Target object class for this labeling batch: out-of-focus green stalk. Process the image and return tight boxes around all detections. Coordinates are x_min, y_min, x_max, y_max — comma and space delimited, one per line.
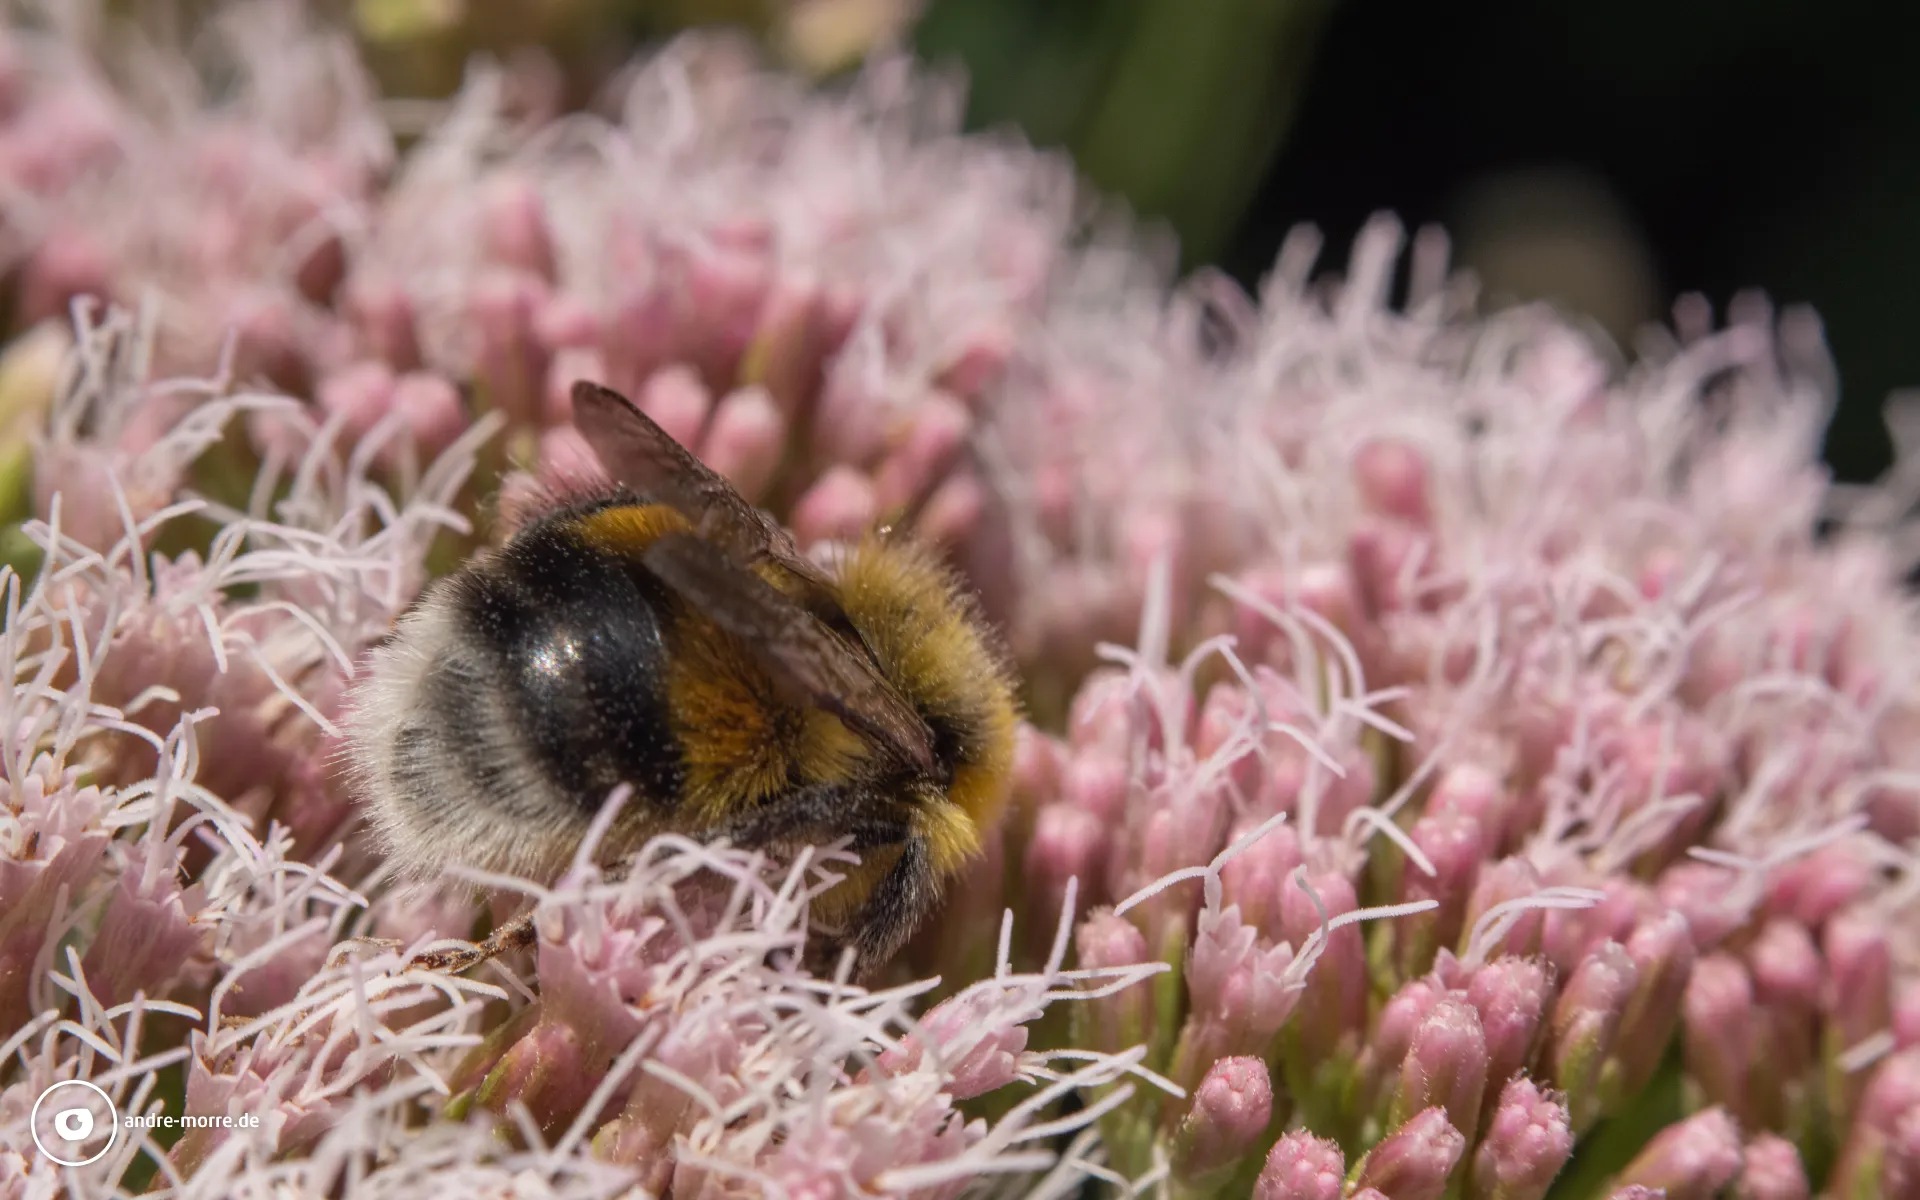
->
1068, 0, 1332, 265
922, 0, 1333, 267
0, 324, 68, 587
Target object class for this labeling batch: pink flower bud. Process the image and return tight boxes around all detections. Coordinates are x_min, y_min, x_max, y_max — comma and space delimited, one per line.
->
637, 364, 712, 452
1466, 957, 1551, 1112
216, 286, 308, 391
469, 1009, 603, 1138
1253, 1130, 1345, 1200
594, 1015, 742, 1191
739, 277, 827, 415
789, 465, 878, 544
1469, 1077, 1573, 1200
874, 392, 970, 515
1865, 775, 1920, 846
1548, 940, 1637, 1131
935, 320, 1014, 401
1348, 517, 1428, 618
879, 988, 1028, 1100
1061, 750, 1129, 825
1824, 904, 1893, 1051
1461, 857, 1550, 960
674, 235, 770, 377
316, 360, 396, 443
1169, 903, 1299, 1094
1542, 875, 1652, 977
1612, 908, 1696, 1103
1391, 996, 1490, 1145
1193, 682, 1264, 802
1396, 811, 1487, 977
390, 371, 467, 461
35, 438, 165, 553
466, 919, 659, 1135
1281, 868, 1369, 1062
1766, 842, 1874, 930
1747, 917, 1821, 1016
1120, 797, 1222, 953
470, 270, 551, 429
1832, 1048, 1920, 1197
1657, 861, 1750, 951
536, 293, 603, 353
1371, 977, 1447, 1088
171, 1037, 341, 1173
0, 768, 110, 1033
1732, 1132, 1808, 1200
917, 469, 985, 548
601, 283, 674, 395
342, 273, 422, 370
1885, 1108, 1920, 1200
1299, 741, 1377, 837
1010, 726, 1066, 813
1353, 437, 1433, 525
1605, 712, 1729, 867
0, 87, 121, 197
1186, 903, 1296, 1038
1066, 668, 1137, 755
18, 225, 112, 326
1896, 982, 1920, 1050
1613, 1106, 1743, 1200
700, 385, 786, 503
1218, 819, 1303, 937
812, 365, 892, 468
1171, 1056, 1274, 1183
78, 841, 206, 1009
1024, 802, 1107, 930
1683, 952, 1756, 1119
482, 176, 557, 281
1223, 566, 1296, 669
1070, 909, 1154, 1055
1427, 764, 1515, 851
1353, 1106, 1467, 1200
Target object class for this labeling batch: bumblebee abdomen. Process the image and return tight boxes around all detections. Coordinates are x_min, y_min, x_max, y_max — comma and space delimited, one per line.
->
444, 513, 688, 812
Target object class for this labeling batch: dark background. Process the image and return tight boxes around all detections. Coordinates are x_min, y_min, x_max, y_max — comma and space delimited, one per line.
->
916, 0, 1920, 485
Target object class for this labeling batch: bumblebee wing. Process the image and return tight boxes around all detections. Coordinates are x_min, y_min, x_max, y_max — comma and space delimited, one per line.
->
643, 532, 936, 773
571, 381, 831, 586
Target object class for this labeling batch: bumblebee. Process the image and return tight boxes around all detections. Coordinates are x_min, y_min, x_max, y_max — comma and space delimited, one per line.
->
345, 382, 1018, 974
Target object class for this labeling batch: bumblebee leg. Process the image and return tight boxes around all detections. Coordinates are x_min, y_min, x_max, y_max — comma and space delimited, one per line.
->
409, 911, 537, 974
717, 784, 907, 853
719, 786, 933, 975
848, 830, 935, 970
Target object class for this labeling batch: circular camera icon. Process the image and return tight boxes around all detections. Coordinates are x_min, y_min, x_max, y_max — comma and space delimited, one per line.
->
30, 1079, 119, 1167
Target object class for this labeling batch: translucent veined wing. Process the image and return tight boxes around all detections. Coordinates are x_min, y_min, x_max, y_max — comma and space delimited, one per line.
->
571, 381, 833, 589
642, 531, 936, 773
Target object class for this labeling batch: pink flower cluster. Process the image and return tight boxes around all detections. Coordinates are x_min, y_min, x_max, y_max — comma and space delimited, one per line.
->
1, 4, 1918, 1197
941, 243, 1920, 1192
0, 305, 1164, 1196
0, 5, 1074, 586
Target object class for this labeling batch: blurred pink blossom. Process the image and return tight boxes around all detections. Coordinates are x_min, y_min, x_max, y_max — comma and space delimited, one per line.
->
2, 5, 1918, 1198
